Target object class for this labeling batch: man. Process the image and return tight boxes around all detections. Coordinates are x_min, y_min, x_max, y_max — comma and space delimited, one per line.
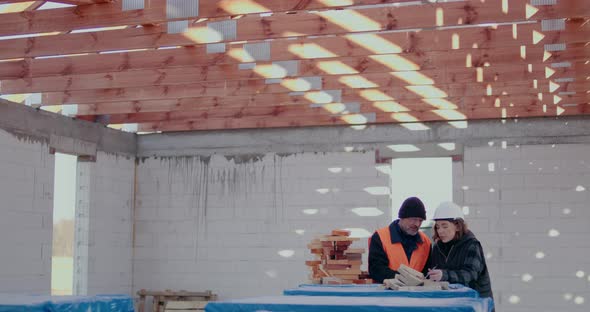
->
368, 196, 431, 283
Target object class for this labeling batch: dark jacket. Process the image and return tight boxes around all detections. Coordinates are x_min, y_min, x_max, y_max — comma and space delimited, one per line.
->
368, 220, 430, 283
430, 230, 493, 299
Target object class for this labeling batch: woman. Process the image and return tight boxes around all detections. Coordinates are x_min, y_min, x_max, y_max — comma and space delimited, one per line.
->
427, 202, 494, 300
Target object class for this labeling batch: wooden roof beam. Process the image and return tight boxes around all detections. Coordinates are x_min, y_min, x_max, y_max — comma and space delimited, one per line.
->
35, 79, 585, 105
74, 92, 589, 116
0, 20, 587, 77
0, 0, 586, 41
134, 104, 590, 132
2, 53, 586, 93
82, 95, 590, 124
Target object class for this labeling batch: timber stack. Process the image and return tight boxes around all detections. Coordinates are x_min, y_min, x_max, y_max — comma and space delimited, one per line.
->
305, 229, 373, 284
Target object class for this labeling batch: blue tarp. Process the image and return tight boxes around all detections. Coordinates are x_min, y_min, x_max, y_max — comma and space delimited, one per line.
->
283, 283, 479, 298
0, 294, 134, 312
205, 295, 493, 312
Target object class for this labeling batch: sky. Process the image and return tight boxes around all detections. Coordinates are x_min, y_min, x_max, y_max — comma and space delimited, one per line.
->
391, 157, 453, 220
53, 153, 77, 223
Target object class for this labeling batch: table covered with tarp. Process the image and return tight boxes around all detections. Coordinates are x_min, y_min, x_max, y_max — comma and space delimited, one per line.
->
0, 294, 134, 312
284, 283, 479, 298
205, 295, 494, 312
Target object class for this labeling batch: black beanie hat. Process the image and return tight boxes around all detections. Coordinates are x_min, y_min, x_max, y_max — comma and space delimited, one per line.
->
398, 197, 426, 219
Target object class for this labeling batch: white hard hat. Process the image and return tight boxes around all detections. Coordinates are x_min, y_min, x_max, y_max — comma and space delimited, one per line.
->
433, 201, 464, 220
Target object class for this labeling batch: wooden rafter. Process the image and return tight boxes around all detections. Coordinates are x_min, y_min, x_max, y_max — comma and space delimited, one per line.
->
2, 53, 586, 94
2, 0, 585, 36
0, 0, 587, 132
73, 91, 587, 115
1, 1, 588, 60
86, 93, 590, 124
134, 103, 590, 132
0, 18, 586, 79
35, 78, 584, 105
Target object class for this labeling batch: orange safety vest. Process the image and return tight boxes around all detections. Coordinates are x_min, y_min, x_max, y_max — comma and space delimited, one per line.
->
376, 226, 431, 272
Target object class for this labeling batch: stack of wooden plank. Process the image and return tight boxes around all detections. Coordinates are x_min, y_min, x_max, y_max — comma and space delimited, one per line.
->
305, 229, 373, 284
383, 264, 450, 290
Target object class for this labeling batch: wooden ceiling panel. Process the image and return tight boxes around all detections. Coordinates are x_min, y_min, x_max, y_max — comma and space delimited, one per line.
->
0, 0, 588, 132
36, 79, 584, 105
1, 19, 586, 78
135, 103, 590, 132
73, 92, 588, 116
1, 0, 585, 37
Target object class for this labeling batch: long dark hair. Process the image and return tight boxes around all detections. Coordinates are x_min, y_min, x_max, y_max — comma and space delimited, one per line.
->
432, 219, 468, 242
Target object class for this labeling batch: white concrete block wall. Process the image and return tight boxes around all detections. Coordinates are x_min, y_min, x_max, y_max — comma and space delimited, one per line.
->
82, 152, 135, 295
459, 143, 590, 312
134, 152, 390, 299
0, 129, 53, 293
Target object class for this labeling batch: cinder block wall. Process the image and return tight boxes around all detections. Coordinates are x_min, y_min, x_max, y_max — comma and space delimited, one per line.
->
83, 152, 135, 295
456, 144, 590, 312
134, 152, 390, 298
135, 143, 590, 311
0, 128, 135, 295
0, 129, 54, 293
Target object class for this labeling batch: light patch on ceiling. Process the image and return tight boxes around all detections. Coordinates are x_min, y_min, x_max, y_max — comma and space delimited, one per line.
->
360, 90, 394, 101
340, 113, 371, 125
183, 27, 224, 43
370, 55, 419, 71
317, 61, 359, 75
253, 64, 289, 79
218, 0, 270, 14
318, 0, 354, 6
447, 121, 468, 129
535, 251, 545, 259
373, 101, 408, 113
304, 90, 337, 104
294, 229, 305, 235
338, 76, 378, 88
303, 209, 318, 215
405, 86, 448, 98
345, 33, 403, 54
315, 10, 380, 32
434, 110, 467, 121
280, 78, 314, 91
0, 2, 36, 14
391, 71, 434, 85
548, 229, 560, 237
422, 98, 457, 109
288, 43, 338, 59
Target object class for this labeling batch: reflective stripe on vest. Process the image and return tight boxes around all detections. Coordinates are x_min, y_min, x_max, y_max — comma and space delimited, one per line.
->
376, 226, 431, 272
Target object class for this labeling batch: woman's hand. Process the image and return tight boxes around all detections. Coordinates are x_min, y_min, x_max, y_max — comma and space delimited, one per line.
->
427, 269, 443, 282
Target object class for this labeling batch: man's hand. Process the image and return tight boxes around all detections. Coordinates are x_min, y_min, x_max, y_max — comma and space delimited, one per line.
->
427, 269, 443, 282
